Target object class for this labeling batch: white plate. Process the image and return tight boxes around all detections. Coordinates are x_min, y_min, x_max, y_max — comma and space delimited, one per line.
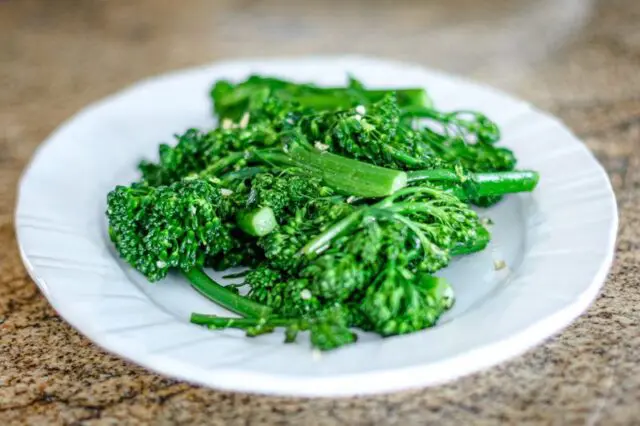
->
15, 56, 618, 397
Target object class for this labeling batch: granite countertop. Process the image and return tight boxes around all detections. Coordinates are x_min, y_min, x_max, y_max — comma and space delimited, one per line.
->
1, 0, 639, 424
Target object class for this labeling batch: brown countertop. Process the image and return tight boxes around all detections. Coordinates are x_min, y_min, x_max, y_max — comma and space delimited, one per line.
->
1, 0, 639, 424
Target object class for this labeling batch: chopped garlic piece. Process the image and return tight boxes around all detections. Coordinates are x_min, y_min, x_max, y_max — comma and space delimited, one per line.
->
493, 259, 507, 271
238, 112, 250, 129
355, 105, 366, 115
221, 118, 234, 129
314, 141, 330, 151
220, 188, 234, 196
481, 217, 494, 227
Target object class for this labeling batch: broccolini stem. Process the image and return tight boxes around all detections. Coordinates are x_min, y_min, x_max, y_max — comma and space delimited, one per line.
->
222, 270, 250, 279
198, 152, 246, 178
214, 76, 430, 114
367, 88, 432, 108
190, 313, 291, 328
289, 94, 359, 110
250, 151, 300, 168
246, 144, 409, 198
299, 208, 364, 256
406, 169, 462, 182
382, 144, 429, 168
221, 166, 269, 182
236, 206, 278, 237
191, 312, 357, 351
449, 225, 491, 256
377, 186, 449, 204
286, 142, 408, 197
292, 87, 430, 110
471, 170, 539, 195
182, 268, 272, 317
401, 106, 452, 119
407, 169, 539, 197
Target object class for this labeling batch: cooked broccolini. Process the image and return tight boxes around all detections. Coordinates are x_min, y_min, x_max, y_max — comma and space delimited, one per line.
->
106, 74, 539, 351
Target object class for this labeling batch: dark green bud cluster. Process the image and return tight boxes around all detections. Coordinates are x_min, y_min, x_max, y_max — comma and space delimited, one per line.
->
107, 179, 233, 281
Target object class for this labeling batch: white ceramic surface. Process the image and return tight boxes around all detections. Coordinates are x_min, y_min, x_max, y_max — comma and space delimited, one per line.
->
15, 57, 618, 397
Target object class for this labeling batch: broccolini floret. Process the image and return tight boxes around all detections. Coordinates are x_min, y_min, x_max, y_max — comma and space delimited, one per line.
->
107, 179, 234, 282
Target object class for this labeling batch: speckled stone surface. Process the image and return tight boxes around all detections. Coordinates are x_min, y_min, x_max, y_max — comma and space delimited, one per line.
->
1, 0, 639, 424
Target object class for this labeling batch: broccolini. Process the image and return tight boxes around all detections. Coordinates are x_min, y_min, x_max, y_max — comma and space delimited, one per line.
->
106, 74, 540, 351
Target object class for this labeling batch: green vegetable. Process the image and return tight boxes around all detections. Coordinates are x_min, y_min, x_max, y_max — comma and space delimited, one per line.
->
106, 73, 540, 351
191, 306, 357, 351
401, 107, 501, 144
138, 127, 533, 203
284, 138, 408, 197
139, 87, 528, 206
211, 74, 431, 122
298, 94, 439, 170
407, 169, 540, 199
106, 179, 234, 282
450, 225, 491, 256
184, 267, 271, 317
243, 186, 485, 338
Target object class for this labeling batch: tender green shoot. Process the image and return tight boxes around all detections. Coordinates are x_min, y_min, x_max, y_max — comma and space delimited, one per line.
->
184, 267, 271, 317
191, 307, 357, 351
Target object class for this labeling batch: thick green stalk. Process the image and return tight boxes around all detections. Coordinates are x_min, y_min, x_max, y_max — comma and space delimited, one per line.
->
182, 268, 272, 317
248, 147, 408, 198
236, 206, 278, 237
407, 169, 539, 197
470, 170, 539, 196
287, 143, 408, 197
